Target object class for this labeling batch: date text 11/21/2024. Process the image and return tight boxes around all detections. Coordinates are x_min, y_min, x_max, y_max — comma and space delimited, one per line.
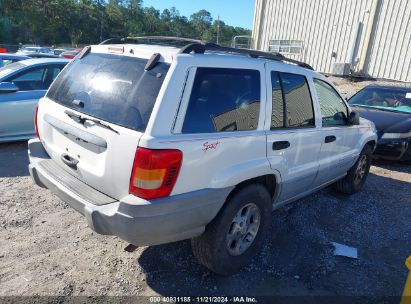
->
149, 296, 257, 303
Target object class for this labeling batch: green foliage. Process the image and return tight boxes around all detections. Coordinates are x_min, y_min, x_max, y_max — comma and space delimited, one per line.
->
0, 0, 250, 47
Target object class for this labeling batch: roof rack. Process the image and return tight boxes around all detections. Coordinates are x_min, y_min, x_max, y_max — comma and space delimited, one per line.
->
179, 42, 313, 70
100, 36, 203, 46
99, 36, 313, 70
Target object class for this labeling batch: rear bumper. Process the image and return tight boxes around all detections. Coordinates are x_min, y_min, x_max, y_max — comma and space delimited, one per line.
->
28, 139, 232, 246
374, 138, 411, 161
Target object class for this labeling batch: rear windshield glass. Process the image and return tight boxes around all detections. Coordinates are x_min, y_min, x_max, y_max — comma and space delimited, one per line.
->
46, 52, 170, 132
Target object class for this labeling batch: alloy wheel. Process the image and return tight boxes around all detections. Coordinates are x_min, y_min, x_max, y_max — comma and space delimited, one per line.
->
354, 154, 368, 185
226, 203, 261, 256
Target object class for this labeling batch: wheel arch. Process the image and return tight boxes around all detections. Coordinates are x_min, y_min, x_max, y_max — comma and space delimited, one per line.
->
355, 127, 378, 153
366, 140, 377, 151
225, 174, 278, 204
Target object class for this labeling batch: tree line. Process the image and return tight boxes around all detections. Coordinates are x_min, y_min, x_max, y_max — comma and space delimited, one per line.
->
0, 0, 251, 47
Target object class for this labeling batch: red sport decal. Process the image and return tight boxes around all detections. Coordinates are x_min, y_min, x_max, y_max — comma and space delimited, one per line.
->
202, 141, 220, 152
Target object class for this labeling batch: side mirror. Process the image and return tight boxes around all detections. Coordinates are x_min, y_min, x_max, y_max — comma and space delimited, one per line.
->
348, 111, 360, 125
333, 112, 346, 123
0, 82, 18, 93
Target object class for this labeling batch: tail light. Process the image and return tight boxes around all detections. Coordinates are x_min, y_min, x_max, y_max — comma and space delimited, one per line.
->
129, 147, 183, 200
34, 104, 40, 139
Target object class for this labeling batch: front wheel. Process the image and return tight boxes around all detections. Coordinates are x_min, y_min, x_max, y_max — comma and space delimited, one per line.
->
399, 145, 411, 164
334, 145, 372, 194
191, 184, 271, 275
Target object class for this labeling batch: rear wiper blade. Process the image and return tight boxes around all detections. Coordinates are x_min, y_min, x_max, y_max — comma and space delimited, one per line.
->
65, 110, 83, 122
84, 117, 120, 134
64, 110, 119, 134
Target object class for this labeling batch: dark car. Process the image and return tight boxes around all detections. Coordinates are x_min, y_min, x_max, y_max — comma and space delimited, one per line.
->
348, 85, 411, 162
26, 53, 60, 59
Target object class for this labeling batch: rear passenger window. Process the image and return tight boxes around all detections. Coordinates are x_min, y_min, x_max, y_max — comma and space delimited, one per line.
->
182, 68, 261, 133
270, 72, 315, 128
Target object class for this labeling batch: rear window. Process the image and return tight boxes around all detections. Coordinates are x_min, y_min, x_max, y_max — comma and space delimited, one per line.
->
270, 72, 315, 129
182, 68, 261, 133
46, 52, 169, 132
280, 73, 315, 128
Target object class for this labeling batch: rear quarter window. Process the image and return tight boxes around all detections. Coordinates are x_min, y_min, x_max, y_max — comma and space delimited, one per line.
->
181, 67, 261, 133
46, 53, 169, 132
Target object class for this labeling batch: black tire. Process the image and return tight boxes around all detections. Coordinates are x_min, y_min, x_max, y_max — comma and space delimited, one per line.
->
334, 145, 372, 194
191, 184, 271, 275
400, 146, 411, 164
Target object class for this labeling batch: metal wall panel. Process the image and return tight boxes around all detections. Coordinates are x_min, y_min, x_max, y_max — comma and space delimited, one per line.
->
252, 0, 411, 81
366, 0, 411, 81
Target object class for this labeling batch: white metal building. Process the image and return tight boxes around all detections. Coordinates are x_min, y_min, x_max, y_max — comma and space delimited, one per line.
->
251, 0, 411, 82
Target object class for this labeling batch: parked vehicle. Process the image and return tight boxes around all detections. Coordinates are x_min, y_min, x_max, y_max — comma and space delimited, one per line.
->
59, 49, 82, 59
0, 58, 69, 142
28, 38, 377, 275
16, 46, 53, 56
348, 85, 411, 162
53, 48, 67, 56
26, 53, 60, 59
15, 45, 39, 54
0, 54, 30, 68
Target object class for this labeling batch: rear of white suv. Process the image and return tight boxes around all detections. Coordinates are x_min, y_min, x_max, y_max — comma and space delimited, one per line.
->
29, 40, 377, 275
29, 44, 234, 248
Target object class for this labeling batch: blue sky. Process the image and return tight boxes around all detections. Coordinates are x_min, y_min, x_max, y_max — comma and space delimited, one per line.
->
142, 0, 255, 29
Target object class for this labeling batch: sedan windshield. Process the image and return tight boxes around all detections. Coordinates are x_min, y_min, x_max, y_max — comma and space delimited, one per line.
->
348, 87, 411, 114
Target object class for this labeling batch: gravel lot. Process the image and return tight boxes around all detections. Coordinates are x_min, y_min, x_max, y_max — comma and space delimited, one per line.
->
0, 78, 410, 300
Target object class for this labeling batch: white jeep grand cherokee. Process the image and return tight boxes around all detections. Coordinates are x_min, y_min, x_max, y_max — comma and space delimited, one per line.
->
28, 37, 377, 275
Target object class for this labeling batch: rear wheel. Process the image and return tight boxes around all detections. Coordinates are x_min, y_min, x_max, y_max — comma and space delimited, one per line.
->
334, 145, 372, 194
191, 184, 271, 275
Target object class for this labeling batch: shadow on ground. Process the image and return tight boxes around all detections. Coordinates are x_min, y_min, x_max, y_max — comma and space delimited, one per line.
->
138, 171, 410, 297
0, 141, 29, 177
0, 141, 409, 297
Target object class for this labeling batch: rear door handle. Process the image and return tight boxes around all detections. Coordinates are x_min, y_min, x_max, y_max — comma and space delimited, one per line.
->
61, 153, 79, 169
325, 135, 336, 143
272, 141, 290, 150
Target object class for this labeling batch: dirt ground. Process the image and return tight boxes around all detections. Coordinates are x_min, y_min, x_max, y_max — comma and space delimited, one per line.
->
0, 78, 411, 301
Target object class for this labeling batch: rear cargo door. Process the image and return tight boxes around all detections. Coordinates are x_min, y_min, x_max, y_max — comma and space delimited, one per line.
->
37, 51, 170, 200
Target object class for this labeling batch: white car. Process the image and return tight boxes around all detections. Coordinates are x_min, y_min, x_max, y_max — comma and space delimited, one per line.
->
16, 46, 53, 56
28, 37, 377, 275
